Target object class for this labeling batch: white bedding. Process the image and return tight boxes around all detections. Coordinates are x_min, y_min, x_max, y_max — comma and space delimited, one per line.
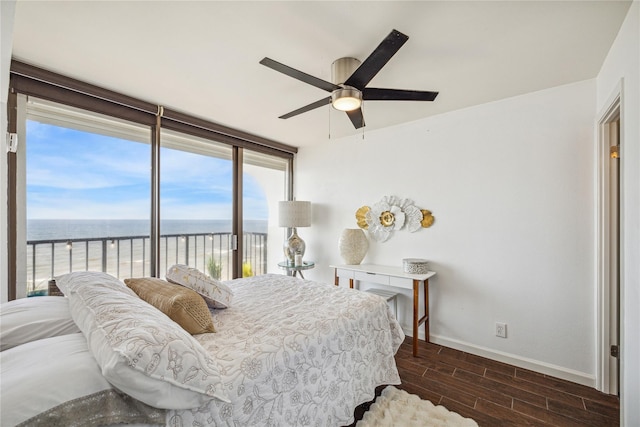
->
0, 334, 165, 426
170, 274, 404, 426
0, 273, 403, 427
0, 296, 80, 351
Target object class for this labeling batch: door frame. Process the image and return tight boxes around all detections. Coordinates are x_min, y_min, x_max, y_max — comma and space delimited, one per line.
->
595, 79, 623, 394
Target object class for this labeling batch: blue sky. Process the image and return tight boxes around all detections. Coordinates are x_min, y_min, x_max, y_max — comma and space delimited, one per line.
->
26, 121, 268, 220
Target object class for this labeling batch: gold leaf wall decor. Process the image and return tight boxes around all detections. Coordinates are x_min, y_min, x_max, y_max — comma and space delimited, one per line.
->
354, 196, 436, 242
420, 210, 435, 228
355, 206, 370, 229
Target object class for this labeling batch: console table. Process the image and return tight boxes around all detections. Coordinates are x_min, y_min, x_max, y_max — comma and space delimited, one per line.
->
331, 264, 436, 357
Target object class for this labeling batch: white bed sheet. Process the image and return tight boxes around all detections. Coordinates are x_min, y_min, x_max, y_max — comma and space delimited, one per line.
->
168, 274, 404, 427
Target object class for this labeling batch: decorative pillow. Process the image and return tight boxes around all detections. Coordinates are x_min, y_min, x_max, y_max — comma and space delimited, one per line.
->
166, 264, 233, 309
0, 296, 81, 351
124, 277, 216, 335
0, 334, 165, 426
55, 271, 137, 297
68, 275, 229, 410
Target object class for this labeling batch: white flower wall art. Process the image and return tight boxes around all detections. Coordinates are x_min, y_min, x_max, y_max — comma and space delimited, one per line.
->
355, 196, 435, 242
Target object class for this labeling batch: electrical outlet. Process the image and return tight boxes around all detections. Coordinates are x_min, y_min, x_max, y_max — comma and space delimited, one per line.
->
495, 322, 507, 338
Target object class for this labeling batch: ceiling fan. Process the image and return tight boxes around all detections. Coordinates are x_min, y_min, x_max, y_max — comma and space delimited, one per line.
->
260, 29, 439, 129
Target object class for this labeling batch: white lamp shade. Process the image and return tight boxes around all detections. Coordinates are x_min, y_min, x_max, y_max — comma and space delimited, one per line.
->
278, 201, 311, 228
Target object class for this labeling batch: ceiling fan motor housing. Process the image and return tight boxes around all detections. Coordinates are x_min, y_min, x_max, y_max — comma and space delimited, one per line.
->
331, 57, 361, 85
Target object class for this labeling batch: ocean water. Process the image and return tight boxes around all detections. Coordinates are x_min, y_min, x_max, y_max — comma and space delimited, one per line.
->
27, 219, 268, 241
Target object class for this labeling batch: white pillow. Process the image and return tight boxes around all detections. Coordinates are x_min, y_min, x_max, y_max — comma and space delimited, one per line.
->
68, 275, 229, 410
0, 334, 165, 426
0, 296, 80, 351
166, 264, 233, 309
55, 271, 137, 297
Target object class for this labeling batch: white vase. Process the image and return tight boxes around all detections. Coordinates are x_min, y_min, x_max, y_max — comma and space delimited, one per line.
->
339, 228, 369, 265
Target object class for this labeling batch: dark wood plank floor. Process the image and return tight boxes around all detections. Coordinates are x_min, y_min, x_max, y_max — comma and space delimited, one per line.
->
391, 338, 619, 426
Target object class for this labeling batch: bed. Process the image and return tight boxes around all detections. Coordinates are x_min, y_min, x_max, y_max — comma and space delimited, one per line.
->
0, 268, 404, 427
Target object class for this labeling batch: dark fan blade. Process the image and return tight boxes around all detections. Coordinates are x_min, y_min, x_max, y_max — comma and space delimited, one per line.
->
363, 88, 439, 101
346, 108, 365, 129
260, 57, 340, 92
344, 29, 409, 90
279, 97, 331, 119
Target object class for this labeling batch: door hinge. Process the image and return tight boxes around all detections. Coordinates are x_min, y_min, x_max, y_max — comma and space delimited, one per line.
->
610, 345, 619, 358
231, 235, 238, 251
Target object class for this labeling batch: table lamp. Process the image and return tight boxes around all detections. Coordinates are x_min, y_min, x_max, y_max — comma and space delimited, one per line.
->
278, 201, 311, 264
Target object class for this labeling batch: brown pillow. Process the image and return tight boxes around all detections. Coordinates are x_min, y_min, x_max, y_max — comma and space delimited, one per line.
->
124, 277, 215, 334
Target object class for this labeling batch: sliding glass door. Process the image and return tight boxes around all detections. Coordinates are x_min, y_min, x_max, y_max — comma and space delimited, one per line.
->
242, 150, 290, 276
18, 97, 291, 296
159, 129, 234, 280
24, 97, 151, 295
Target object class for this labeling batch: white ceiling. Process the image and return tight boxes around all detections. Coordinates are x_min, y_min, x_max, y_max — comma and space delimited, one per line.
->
11, 1, 632, 148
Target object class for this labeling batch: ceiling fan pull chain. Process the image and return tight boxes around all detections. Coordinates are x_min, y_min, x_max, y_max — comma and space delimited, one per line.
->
328, 103, 331, 140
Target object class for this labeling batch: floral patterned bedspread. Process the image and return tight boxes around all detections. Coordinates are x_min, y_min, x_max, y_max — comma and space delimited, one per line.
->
168, 274, 404, 427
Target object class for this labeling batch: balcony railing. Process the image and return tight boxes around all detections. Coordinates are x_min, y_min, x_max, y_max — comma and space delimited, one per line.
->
26, 232, 267, 292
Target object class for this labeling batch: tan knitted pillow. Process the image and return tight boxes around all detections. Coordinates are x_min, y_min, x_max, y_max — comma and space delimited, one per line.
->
124, 277, 215, 334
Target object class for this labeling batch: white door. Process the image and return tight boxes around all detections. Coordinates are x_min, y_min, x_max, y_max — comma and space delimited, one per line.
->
608, 118, 620, 395
597, 92, 621, 396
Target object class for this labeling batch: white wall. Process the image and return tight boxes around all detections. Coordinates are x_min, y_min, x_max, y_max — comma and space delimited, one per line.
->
297, 79, 598, 385
1, 0, 16, 303
596, 2, 640, 425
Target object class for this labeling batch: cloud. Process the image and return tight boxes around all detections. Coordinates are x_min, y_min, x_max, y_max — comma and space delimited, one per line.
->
26, 119, 268, 221
27, 124, 151, 190
27, 193, 150, 219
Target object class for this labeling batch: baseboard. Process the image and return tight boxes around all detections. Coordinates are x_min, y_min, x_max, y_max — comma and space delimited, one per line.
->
400, 325, 595, 388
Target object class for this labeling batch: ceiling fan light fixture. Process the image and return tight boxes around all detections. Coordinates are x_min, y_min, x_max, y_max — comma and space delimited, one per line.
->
331, 87, 362, 111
